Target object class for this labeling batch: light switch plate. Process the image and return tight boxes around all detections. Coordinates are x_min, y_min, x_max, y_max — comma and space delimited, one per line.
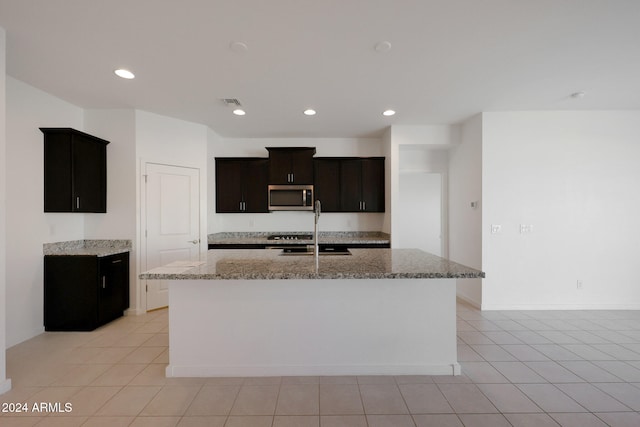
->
520, 224, 533, 234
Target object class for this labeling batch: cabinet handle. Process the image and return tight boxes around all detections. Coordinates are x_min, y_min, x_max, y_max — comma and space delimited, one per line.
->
291, 173, 294, 182
102, 276, 106, 289
111, 259, 122, 264
239, 201, 243, 211
363, 201, 366, 211
76, 197, 80, 209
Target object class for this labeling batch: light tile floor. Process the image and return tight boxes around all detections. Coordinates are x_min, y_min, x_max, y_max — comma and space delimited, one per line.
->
2, 301, 640, 426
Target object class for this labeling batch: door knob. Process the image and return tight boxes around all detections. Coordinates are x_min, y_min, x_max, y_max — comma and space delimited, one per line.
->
188, 239, 199, 244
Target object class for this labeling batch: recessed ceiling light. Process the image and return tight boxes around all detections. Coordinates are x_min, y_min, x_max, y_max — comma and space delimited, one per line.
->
114, 69, 135, 79
374, 41, 392, 53
303, 109, 316, 116
382, 109, 396, 116
233, 109, 246, 116
229, 41, 249, 53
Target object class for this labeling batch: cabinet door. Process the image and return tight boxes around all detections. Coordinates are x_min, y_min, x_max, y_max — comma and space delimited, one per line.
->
314, 159, 341, 212
72, 135, 107, 212
339, 159, 362, 212
290, 149, 315, 184
243, 160, 269, 212
215, 159, 245, 212
268, 150, 292, 184
361, 158, 385, 212
42, 128, 109, 213
44, 256, 99, 331
43, 133, 73, 212
98, 254, 128, 326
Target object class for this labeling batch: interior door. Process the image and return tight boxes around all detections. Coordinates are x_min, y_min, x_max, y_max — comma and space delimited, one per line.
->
145, 163, 200, 311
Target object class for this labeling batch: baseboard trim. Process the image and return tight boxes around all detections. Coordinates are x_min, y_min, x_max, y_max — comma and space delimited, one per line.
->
481, 303, 640, 311
166, 363, 461, 377
456, 293, 481, 309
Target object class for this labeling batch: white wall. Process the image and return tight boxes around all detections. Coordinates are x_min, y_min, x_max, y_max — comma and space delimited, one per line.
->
381, 128, 392, 235
207, 127, 223, 233
0, 25, 11, 394
482, 111, 640, 309
5, 77, 84, 346
448, 114, 483, 307
209, 137, 386, 233
397, 147, 448, 255
135, 110, 209, 312
84, 109, 137, 310
388, 125, 458, 249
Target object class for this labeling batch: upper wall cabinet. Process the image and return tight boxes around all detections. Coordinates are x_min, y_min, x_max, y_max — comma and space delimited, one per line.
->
313, 158, 341, 212
215, 158, 269, 213
267, 147, 316, 184
314, 157, 385, 213
340, 158, 385, 212
41, 128, 109, 213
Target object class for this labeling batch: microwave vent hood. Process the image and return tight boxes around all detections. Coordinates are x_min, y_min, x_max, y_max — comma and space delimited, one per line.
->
268, 185, 314, 211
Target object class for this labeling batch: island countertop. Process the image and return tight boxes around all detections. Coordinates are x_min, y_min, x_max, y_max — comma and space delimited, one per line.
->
139, 248, 484, 280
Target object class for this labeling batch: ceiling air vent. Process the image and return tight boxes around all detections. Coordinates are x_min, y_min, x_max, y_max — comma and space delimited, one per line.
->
222, 98, 242, 107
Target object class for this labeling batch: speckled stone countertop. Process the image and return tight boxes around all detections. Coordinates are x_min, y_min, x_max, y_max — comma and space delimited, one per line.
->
208, 231, 390, 246
44, 240, 132, 257
139, 248, 484, 280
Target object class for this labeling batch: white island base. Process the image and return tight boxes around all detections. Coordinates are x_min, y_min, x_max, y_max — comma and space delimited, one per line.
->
166, 278, 460, 377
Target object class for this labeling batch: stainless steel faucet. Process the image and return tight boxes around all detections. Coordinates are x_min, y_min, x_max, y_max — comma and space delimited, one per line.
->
314, 200, 321, 259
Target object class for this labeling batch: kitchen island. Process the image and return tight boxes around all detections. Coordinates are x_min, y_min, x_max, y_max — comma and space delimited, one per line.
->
140, 248, 483, 377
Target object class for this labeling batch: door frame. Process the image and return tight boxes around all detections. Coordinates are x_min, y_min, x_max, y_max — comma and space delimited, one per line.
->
139, 159, 205, 312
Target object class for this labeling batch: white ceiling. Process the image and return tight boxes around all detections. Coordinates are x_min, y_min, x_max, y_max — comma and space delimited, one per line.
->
1, 0, 639, 138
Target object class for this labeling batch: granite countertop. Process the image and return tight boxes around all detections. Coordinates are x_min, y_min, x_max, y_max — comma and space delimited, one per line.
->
208, 231, 390, 246
44, 240, 132, 257
139, 248, 484, 280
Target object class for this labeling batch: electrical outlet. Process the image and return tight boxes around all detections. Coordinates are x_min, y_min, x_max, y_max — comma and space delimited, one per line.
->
577, 280, 583, 290
491, 224, 502, 234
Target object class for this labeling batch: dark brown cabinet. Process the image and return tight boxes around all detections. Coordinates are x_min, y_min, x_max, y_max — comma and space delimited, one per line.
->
314, 157, 385, 212
41, 128, 109, 213
215, 158, 269, 213
267, 147, 315, 184
44, 252, 129, 331
313, 158, 342, 212
340, 158, 385, 212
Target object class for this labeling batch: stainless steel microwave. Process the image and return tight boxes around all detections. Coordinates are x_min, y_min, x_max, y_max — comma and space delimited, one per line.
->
268, 185, 314, 211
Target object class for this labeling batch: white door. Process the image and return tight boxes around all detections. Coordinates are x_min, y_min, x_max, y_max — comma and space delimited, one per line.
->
398, 172, 443, 256
144, 163, 200, 311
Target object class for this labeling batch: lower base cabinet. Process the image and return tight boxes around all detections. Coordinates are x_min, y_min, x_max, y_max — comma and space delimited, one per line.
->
44, 252, 130, 331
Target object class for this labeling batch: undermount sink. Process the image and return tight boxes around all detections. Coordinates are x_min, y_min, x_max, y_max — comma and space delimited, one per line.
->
279, 247, 352, 256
